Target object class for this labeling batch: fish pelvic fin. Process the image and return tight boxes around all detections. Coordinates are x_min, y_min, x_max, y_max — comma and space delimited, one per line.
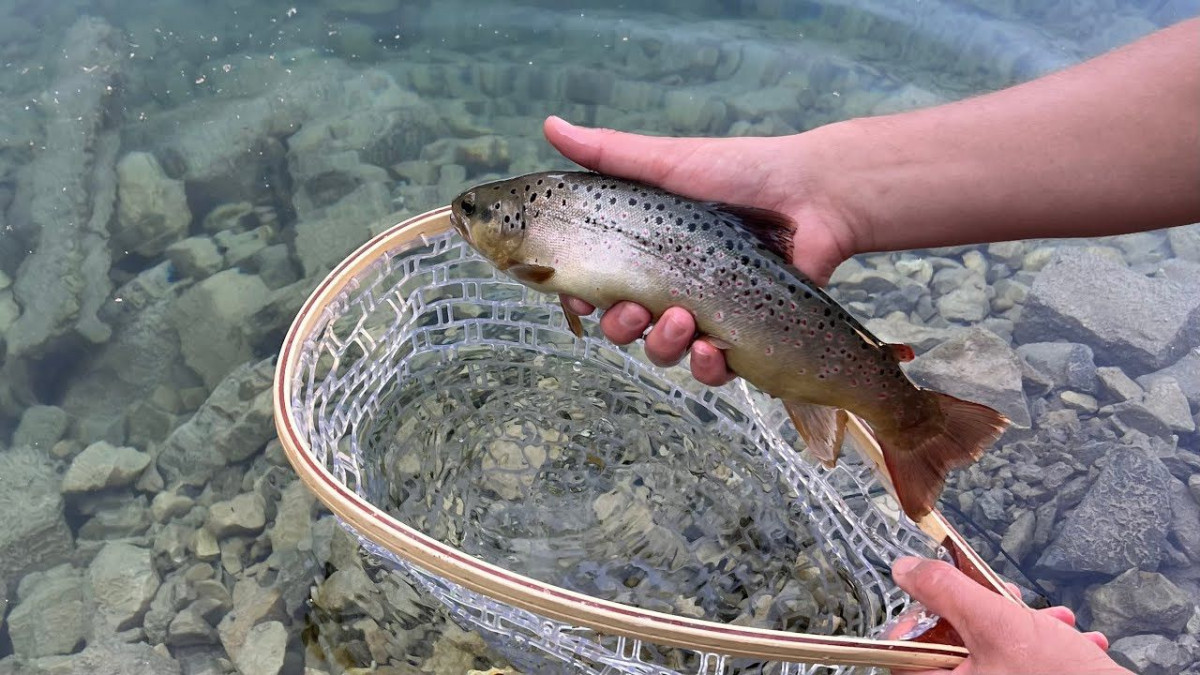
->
783, 400, 848, 467
559, 297, 585, 338
877, 393, 1010, 521
714, 204, 796, 263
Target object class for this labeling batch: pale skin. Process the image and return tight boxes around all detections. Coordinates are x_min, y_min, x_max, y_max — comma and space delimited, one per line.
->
548, 15, 1199, 674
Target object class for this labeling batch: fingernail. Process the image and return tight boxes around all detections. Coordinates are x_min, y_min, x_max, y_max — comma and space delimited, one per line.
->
891, 556, 921, 578
618, 307, 644, 329
662, 313, 689, 341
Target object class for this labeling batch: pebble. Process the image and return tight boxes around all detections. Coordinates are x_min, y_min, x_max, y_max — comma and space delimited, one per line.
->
1096, 366, 1143, 403
151, 489, 195, 523
1060, 391, 1098, 414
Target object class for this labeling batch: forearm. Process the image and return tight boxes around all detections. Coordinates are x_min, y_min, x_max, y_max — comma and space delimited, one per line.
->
817, 17, 1200, 255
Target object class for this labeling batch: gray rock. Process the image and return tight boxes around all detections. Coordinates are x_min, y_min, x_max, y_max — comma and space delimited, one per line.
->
1085, 569, 1193, 640
293, 181, 393, 276
12, 405, 68, 450
1169, 224, 1200, 263
25, 641, 183, 675
1169, 479, 1200, 563
166, 604, 218, 647
6, 566, 87, 658
87, 542, 160, 630
61, 441, 151, 493
1014, 249, 1200, 375
206, 493, 267, 538
165, 236, 223, 280
315, 566, 385, 620
863, 313, 960, 353
1000, 509, 1037, 562
1110, 634, 1191, 675
157, 358, 276, 486
5, 18, 122, 358
1096, 366, 1143, 404
1016, 342, 1097, 393
1059, 391, 1099, 414
78, 498, 153, 540
1112, 376, 1196, 437
217, 578, 286, 669
250, 244, 299, 290
905, 326, 1031, 427
150, 489, 194, 523
0, 448, 73, 581
213, 226, 272, 267
1036, 446, 1172, 577
1142, 348, 1200, 410
231, 621, 288, 675
1191, 474, 1200, 505
935, 274, 990, 323
170, 269, 272, 388
270, 481, 316, 553
114, 151, 191, 257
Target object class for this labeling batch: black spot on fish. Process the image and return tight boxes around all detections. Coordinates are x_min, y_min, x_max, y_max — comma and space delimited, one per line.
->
629, 198, 637, 206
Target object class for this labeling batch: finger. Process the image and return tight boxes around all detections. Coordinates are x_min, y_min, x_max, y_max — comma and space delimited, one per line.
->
544, 116, 706, 192
1083, 631, 1109, 651
598, 302, 652, 345
644, 307, 695, 367
690, 339, 736, 386
560, 295, 595, 316
890, 557, 1015, 642
1039, 606, 1076, 627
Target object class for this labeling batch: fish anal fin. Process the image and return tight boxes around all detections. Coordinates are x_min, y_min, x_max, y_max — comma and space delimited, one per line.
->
715, 204, 796, 263
877, 392, 1010, 521
889, 343, 916, 362
507, 262, 556, 284
559, 297, 585, 338
783, 400, 848, 467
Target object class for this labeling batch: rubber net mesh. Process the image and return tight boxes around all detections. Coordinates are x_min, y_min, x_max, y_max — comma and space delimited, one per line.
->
287, 230, 942, 674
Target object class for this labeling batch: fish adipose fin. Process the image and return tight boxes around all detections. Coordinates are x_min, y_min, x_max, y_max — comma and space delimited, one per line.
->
713, 204, 796, 263
877, 393, 1010, 521
559, 297, 585, 338
783, 400, 848, 467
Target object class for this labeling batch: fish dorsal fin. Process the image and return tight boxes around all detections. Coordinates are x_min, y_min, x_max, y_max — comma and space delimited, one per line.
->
712, 204, 796, 263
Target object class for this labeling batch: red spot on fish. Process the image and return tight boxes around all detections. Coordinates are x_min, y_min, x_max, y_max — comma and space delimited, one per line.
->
765, 346, 774, 356
670, 289, 679, 297
714, 311, 724, 321
825, 333, 834, 341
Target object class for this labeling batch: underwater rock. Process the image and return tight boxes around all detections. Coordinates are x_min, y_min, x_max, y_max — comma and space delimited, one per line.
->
935, 274, 990, 323
206, 493, 268, 538
5, 18, 122, 359
165, 237, 223, 281
31, 641, 183, 675
6, 565, 87, 659
293, 181, 394, 277
165, 603, 218, 647
1016, 342, 1097, 394
1168, 479, 1200, 564
1036, 445, 1172, 577
78, 497, 152, 540
216, 577, 287, 672
1111, 377, 1195, 436
1109, 634, 1191, 675
1143, 348, 1200, 410
88, 542, 160, 631
1096, 366, 1144, 404
170, 269, 272, 388
156, 358, 276, 486
12, 404, 69, 451
863, 312, 960, 354
231, 620, 289, 675
1085, 569, 1193, 640
114, 152, 192, 258
0, 448, 73, 582
1168, 224, 1200, 263
61, 441, 152, 494
1014, 249, 1200, 375
905, 326, 1031, 428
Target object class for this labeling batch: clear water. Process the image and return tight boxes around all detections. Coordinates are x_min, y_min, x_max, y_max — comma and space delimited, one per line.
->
362, 345, 861, 634
0, 0, 1197, 673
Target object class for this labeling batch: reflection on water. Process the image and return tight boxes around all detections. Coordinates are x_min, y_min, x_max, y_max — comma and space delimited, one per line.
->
0, 0, 1197, 672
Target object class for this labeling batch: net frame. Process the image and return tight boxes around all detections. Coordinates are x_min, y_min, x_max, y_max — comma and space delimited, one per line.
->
273, 206, 1016, 673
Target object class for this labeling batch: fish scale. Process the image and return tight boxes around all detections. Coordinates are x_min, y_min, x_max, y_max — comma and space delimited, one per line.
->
451, 170, 1009, 521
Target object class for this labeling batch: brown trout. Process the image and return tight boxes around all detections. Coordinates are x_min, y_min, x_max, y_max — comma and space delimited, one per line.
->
450, 171, 1009, 520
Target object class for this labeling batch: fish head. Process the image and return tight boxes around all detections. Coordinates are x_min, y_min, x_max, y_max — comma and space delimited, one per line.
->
450, 181, 528, 266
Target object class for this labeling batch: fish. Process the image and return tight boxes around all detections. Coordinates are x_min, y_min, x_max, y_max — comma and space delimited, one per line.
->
449, 170, 1009, 521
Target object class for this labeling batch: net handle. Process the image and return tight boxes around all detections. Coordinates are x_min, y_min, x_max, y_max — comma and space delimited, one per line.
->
272, 205, 974, 670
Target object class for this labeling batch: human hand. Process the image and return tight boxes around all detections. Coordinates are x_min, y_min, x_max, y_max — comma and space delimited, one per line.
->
543, 115, 859, 386
887, 557, 1131, 675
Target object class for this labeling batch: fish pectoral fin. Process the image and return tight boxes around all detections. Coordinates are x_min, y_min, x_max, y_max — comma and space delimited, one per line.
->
713, 204, 796, 263
700, 335, 734, 351
507, 263, 556, 284
783, 400, 848, 467
559, 297, 585, 338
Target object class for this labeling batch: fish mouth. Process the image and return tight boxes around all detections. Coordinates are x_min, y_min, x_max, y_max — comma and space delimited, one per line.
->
449, 209, 471, 244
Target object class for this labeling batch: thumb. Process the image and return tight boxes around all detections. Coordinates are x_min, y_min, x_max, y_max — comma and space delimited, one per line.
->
543, 116, 702, 190
891, 557, 1015, 643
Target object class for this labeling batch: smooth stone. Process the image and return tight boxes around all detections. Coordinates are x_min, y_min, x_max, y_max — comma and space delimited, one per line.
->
61, 441, 152, 493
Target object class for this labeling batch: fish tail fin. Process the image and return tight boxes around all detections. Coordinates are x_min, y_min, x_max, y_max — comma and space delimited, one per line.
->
877, 392, 1009, 521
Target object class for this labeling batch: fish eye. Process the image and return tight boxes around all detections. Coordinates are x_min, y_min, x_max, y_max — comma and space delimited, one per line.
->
460, 193, 476, 216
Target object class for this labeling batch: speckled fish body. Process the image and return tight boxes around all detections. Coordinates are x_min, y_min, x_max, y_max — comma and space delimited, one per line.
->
451, 171, 1009, 520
